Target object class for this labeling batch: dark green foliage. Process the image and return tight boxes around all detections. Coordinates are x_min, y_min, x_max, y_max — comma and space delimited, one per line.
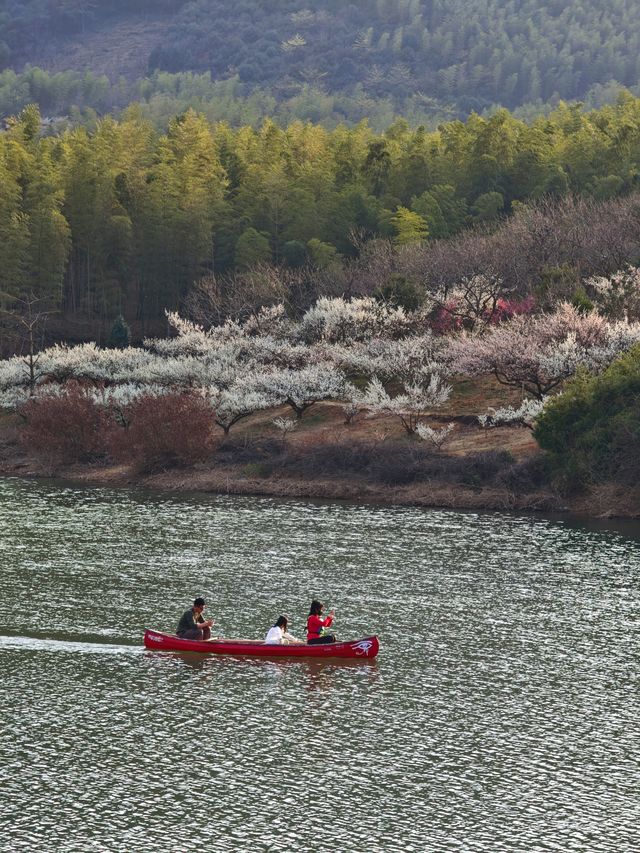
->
411, 185, 468, 239
570, 289, 595, 314
534, 347, 640, 489
375, 274, 422, 311
5, 97, 640, 338
282, 240, 307, 268
235, 228, 272, 269
107, 314, 131, 349
472, 192, 504, 223
3, 1, 640, 121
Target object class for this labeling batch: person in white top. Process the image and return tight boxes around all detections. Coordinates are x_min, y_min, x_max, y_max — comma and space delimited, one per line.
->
264, 615, 305, 645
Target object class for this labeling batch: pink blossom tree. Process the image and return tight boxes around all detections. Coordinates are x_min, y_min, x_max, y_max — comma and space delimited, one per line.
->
448, 303, 640, 399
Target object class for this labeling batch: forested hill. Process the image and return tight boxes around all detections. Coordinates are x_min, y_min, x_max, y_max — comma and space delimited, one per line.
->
2, 0, 640, 121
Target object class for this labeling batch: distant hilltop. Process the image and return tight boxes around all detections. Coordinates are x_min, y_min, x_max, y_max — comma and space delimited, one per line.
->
2, 0, 640, 118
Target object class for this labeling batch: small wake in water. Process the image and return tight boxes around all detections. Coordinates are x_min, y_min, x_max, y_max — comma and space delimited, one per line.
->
0, 634, 140, 654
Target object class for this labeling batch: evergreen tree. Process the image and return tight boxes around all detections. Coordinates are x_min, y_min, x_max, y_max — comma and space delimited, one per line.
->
107, 314, 131, 348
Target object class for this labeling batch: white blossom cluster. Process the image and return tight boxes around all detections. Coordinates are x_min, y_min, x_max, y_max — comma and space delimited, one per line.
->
324, 334, 448, 381
355, 374, 452, 433
243, 304, 295, 339
415, 422, 455, 447
585, 266, 640, 321
272, 416, 298, 436
88, 383, 172, 408
477, 398, 547, 429
297, 297, 419, 343
0, 357, 33, 393
0, 383, 65, 410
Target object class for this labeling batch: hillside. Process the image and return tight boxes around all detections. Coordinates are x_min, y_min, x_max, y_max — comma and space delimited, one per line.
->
2, 0, 640, 120
13, 16, 172, 83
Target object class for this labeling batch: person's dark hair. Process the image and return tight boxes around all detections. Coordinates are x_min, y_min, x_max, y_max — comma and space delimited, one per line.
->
193, 597, 206, 607
274, 615, 288, 630
308, 599, 323, 616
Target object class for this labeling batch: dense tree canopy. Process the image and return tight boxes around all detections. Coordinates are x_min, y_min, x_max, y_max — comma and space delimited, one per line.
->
3, 95, 640, 341
2, 0, 640, 123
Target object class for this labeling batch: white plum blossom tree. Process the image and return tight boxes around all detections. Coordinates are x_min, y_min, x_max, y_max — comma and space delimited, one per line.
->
254, 363, 345, 419
242, 304, 295, 339
585, 266, 640, 322
298, 296, 414, 343
415, 422, 455, 448
360, 374, 451, 434
341, 381, 368, 425
272, 416, 298, 439
447, 302, 640, 399
202, 384, 281, 435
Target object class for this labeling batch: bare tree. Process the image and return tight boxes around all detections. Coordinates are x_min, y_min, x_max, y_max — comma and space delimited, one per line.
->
1, 294, 55, 392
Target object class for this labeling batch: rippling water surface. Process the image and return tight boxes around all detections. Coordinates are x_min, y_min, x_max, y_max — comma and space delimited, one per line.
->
0, 478, 639, 852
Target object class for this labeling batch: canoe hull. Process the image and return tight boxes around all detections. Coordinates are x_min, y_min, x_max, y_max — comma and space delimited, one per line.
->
144, 629, 379, 660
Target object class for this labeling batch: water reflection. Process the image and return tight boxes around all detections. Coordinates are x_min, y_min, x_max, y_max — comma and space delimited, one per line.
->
145, 649, 380, 695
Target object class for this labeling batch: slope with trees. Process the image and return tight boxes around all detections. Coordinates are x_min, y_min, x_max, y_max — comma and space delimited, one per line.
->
2, 1, 640, 123
4, 96, 640, 350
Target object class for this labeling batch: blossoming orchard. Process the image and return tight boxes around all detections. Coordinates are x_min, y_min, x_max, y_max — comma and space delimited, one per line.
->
2, 271, 640, 449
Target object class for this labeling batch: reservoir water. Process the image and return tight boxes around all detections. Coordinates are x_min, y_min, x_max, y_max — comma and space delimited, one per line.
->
0, 478, 638, 852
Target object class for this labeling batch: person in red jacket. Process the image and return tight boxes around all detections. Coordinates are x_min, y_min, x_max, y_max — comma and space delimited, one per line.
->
306, 599, 336, 644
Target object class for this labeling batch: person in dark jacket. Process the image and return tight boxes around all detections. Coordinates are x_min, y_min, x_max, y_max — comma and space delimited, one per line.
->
176, 597, 214, 640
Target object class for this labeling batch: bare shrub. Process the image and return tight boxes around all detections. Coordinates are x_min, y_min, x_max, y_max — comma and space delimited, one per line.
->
495, 453, 551, 492
109, 393, 216, 472
413, 192, 640, 299
274, 439, 517, 488
214, 435, 284, 464
279, 439, 378, 479
19, 382, 111, 464
185, 264, 324, 324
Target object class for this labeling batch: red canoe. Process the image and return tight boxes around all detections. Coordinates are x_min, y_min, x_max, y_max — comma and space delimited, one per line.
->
144, 629, 379, 659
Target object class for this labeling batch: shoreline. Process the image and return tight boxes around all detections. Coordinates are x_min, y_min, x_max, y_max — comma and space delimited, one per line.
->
2, 398, 638, 519
3, 459, 638, 520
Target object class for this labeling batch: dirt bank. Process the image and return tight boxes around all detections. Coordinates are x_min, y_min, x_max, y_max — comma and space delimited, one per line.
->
0, 378, 636, 518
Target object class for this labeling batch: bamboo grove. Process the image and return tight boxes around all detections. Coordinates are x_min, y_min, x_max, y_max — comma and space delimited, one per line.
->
4, 95, 640, 334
